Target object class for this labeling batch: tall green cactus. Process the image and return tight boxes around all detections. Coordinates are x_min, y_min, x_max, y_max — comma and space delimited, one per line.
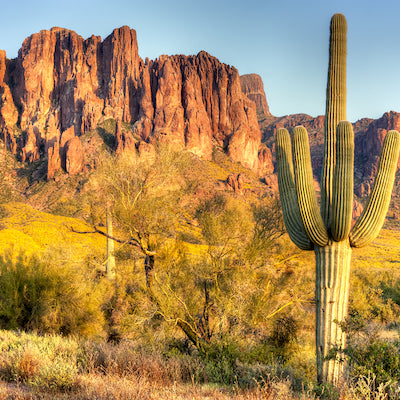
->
276, 13, 400, 385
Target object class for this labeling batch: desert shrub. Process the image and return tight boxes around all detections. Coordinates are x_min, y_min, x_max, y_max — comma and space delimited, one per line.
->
77, 339, 205, 385
0, 329, 324, 398
339, 311, 400, 399
0, 330, 78, 390
201, 340, 242, 385
312, 382, 340, 399
0, 249, 105, 337
350, 268, 400, 326
347, 372, 400, 400
347, 338, 400, 387
269, 315, 299, 361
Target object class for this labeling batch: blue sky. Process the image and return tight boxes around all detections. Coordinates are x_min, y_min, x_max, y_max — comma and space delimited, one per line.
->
1, 0, 399, 122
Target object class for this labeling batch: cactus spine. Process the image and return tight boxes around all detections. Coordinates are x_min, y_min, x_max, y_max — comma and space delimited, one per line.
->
276, 13, 400, 385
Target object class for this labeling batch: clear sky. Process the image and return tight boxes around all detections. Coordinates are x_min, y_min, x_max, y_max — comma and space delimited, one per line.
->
1, 0, 399, 122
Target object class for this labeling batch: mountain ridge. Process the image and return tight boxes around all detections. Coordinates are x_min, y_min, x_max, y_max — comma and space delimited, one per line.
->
0, 26, 272, 180
0, 25, 399, 211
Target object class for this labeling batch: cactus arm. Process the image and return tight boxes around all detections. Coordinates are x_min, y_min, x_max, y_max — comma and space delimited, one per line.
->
276, 128, 314, 250
292, 126, 329, 247
350, 130, 400, 248
331, 121, 354, 241
321, 13, 347, 227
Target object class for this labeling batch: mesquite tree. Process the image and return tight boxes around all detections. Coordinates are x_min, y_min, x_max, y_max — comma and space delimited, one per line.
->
276, 13, 400, 385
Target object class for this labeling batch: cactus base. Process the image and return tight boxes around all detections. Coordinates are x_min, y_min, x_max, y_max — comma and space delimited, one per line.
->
315, 239, 351, 384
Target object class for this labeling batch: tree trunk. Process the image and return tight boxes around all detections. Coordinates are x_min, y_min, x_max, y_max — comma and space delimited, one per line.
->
106, 210, 116, 279
314, 239, 351, 385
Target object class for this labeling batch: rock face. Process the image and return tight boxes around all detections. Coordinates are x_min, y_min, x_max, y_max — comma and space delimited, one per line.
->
0, 26, 273, 179
21, 126, 40, 163
357, 111, 400, 172
353, 111, 400, 196
65, 136, 84, 175
226, 173, 245, 193
240, 74, 271, 116
0, 50, 18, 153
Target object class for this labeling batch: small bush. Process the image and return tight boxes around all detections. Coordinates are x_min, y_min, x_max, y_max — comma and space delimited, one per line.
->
347, 338, 400, 385
347, 372, 400, 400
269, 315, 299, 361
200, 341, 243, 385
0, 249, 105, 337
0, 330, 78, 390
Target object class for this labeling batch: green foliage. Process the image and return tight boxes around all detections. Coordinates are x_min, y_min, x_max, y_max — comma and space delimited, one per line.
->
342, 321, 400, 400
348, 339, 400, 385
92, 183, 312, 361
249, 197, 285, 257
0, 249, 105, 337
152, 194, 307, 345
202, 341, 242, 385
338, 302, 400, 399
349, 268, 400, 325
86, 146, 187, 251
312, 382, 340, 400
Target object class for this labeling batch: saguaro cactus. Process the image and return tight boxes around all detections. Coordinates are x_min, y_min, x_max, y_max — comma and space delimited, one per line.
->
276, 13, 400, 385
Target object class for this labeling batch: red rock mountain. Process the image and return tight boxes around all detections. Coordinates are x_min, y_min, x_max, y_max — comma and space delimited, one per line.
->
260, 111, 400, 198
357, 111, 400, 169
0, 26, 273, 179
240, 74, 271, 116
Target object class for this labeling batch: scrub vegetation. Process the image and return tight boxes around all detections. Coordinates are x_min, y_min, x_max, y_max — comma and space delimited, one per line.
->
0, 142, 398, 399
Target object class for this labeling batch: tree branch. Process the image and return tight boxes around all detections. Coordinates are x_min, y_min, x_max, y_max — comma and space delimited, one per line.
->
69, 225, 157, 255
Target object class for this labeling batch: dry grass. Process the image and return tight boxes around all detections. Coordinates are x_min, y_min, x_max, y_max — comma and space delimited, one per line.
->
0, 330, 316, 400
0, 374, 388, 400
0, 330, 396, 399
0, 375, 314, 400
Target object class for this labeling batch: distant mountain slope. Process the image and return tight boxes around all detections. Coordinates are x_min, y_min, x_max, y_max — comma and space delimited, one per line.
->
0, 202, 105, 259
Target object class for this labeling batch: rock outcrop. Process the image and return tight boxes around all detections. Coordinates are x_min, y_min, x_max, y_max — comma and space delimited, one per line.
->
115, 120, 136, 155
226, 173, 245, 193
357, 111, 400, 172
0, 26, 273, 179
65, 136, 84, 175
0, 50, 18, 154
352, 111, 400, 196
21, 126, 40, 163
240, 74, 271, 116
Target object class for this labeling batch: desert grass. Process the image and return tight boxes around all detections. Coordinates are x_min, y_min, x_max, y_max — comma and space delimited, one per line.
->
0, 330, 396, 400
0, 373, 393, 399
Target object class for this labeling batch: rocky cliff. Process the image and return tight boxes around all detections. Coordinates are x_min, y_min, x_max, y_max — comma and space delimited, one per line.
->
354, 111, 400, 196
0, 26, 272, 179
240, 74, 271, 116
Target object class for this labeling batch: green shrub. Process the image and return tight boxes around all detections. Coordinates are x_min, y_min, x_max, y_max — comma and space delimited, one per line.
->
347, 339, 400, 384
0, 249, 105, 337
201, 341, 242, 385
